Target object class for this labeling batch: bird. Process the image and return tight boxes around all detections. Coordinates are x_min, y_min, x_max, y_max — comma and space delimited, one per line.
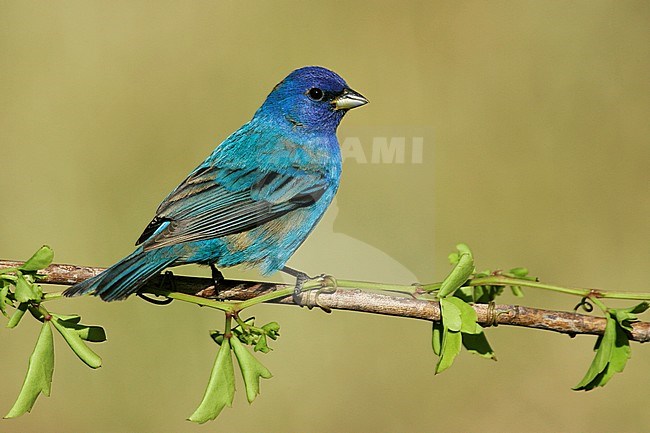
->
63, 66, 368, 302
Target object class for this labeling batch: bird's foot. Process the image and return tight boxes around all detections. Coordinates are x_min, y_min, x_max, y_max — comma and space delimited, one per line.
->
209, 263, 227, 298
137, 270, 175, 305
290, 269, 310, 306
282, 267, 337, 312
309, 274, 337, 313
210, 263, 225, 286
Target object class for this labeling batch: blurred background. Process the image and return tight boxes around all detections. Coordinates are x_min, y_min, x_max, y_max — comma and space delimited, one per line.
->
1, 1, 649, 432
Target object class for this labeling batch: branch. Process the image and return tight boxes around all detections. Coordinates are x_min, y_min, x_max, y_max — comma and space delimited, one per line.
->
2, 259, 649, 343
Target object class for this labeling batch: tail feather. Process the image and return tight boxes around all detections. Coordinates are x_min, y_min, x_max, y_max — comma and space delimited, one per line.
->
63, 249, 175, 301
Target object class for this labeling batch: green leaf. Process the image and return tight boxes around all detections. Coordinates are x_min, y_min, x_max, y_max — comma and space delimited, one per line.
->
446, 297, 481, 334
231, 336, 272, 403
471, 285, 504, 303
435, 327, 462, 374
51, 318, 102, 368
261, 322, 280, 340
614, 312, 634, 331
598, 322, 631, 386
434, 294, 483, 373
7, 303, 28, 328
509, 267, 528, 278
438, 244, 474, 298
75, 325, 107, 343
510, 286, 524, 297
622, 302, 649, 315
188, 338, 236, 423
0, 267, 18, 275
440, 298, 462, 332
209, 330, 225, 346
56, 315, 81, 324
19, 246, 54, 272
431, 322, 443, 356
613, 302, 649, 331
4, 322, 54, 418
0, 284, 12, 318
455, 286, 475, 303
254, 335, 270, 353
52, 314, 106, 342
573, 316, 628, 390
232, 327, 253, 345
14, 274, 42, 303
462, 332, 496, 360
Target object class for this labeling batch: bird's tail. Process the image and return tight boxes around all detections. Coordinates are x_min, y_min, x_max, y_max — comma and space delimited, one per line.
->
63, 248, 175, 301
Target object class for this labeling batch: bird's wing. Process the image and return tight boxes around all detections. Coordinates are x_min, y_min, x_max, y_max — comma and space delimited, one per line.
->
136, 164, 328, 250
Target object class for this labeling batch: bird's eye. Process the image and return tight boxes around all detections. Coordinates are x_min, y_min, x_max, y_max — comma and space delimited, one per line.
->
307, 88, 324, 101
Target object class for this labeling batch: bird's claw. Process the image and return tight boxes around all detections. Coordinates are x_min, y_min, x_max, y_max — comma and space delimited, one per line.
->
210, 263, 225, 285
209, 263, 227, 298
137, 270, 175, 305
293, 273, 337, 313
291, 271, 310, 306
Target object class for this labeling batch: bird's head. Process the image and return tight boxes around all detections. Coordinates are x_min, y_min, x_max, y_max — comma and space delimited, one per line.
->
258, 66, 368, 134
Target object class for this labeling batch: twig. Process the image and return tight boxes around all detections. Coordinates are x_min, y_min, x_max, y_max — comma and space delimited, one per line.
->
2, 260, 649, 343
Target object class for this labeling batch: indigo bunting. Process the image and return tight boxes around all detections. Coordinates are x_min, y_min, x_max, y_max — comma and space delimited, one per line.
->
64, 66, 368, 302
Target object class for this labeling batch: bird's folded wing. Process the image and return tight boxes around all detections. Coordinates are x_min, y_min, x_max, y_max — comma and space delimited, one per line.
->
136, 165, 327, 250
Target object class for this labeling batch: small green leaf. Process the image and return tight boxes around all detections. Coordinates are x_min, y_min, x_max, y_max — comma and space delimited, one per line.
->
509, 267, 528, 278
14, 274, 42, 303
209, 330, 225, 346
623, 302, 649, 315
472, 286, 486, 302
614, 311, 634, 331
435, 327, 462, 374
262, 322, 280, 340
455, 286, 475, 303
612, 302, 649, 331
440, 299, 462, 332
231, 336, 272, 403
56, 315, 81, 324
0, 267, 18, 275
254, 335, 270, 353
7, 303, 28, 328
598, 322, 631, 386
573, 316, 617, 390
446, 297, 481, 334
434, 293, 483, 373
575, 311, 634, 390
232, 327, 253, 345
19, 246, 54, 272
439, 244, 474, 298
0, 284, 12, 318
51, 318, 102, 368
462, 332, 496, 360
76, 325, 107, 343
510, 286, 524, 297
431, 322, 443, 356
471, 285, 504, 303
4, 322, 54, 418
188, 338, 236, 423
51, 314, 106, 342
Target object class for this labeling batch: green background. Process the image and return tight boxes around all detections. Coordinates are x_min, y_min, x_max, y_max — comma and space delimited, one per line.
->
1, 1, 649, 432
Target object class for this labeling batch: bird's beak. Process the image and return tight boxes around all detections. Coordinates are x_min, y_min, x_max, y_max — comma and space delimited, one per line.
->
333, 88, 369, 110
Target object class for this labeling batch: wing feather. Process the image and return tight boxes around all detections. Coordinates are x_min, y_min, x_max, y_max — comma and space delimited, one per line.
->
137, 164, 328, 251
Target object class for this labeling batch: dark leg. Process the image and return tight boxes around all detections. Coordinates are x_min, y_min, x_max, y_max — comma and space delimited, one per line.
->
210, 263, 225, 287
281, 266, 310, 306
210, 263, 227, 298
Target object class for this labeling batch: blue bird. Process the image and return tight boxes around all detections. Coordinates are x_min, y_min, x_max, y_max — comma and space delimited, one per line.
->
63, 66, 368, 302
